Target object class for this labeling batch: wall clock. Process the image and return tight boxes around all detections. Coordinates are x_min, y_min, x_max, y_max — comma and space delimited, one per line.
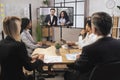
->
106, 0, 115, 9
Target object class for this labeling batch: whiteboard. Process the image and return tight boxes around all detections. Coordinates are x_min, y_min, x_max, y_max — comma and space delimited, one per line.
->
0, 3, 30, 40
0, 3, 5, 40
5, 4, 29, 18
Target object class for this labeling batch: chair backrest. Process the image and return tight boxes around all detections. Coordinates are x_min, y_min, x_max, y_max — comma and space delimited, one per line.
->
89, 61, 120, 80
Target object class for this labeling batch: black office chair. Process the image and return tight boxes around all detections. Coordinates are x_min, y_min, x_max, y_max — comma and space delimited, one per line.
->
89, 61, 120, 80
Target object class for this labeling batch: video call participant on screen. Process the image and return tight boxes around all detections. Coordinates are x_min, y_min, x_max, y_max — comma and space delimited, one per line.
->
58, 11, 70, 26
21, 18, 42, 56
0, 16, 44, 80
45, 8, 57, 26
64, 12, 120, 80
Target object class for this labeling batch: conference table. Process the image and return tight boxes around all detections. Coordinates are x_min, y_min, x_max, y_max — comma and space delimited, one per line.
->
32, 42, 81, 63
32, 42, 81, 77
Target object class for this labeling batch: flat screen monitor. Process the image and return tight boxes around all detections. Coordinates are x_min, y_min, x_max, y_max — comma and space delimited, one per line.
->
37, 7, 73, 27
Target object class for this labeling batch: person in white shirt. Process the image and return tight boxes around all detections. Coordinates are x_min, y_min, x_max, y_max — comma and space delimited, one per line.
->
78, 20, 97, 49
21, 18, 42, 56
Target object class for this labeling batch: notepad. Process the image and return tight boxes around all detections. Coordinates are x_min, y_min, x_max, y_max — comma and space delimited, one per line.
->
44, 56, 62, 63
66, 52, 79, 60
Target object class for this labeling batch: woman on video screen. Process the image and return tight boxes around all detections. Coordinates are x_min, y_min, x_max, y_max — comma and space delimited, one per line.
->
58, 11, 71, 26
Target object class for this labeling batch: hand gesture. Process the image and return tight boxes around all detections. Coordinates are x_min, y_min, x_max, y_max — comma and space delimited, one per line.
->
48, 21, 50, 26
53, 21, 55, 25
61, 22, 65, 26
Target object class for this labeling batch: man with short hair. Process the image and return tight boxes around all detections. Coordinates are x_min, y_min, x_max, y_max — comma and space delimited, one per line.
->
64, 12, 120, 80
45, 8, 57, 26
44, 8, 57, 41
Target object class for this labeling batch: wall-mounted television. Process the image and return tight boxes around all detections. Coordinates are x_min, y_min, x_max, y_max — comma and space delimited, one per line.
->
37, 7, 73, 27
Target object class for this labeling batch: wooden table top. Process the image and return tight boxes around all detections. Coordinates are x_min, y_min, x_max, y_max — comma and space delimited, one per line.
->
32, 42, 81, 64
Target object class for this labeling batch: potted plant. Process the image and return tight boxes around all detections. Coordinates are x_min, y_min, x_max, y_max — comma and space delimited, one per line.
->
117, 6, 120, 9
36, 15, 44, 42
55, 42, 61, 54
55, 43, 61, 49
36, 23, 42, 41
43, 0, 49, 6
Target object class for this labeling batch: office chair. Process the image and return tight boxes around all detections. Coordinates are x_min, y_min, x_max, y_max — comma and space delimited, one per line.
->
89, 61, 120, 80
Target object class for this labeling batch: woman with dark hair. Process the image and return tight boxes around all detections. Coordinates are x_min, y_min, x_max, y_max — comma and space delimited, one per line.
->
58, 11, 70, 26
77, 20, 97, 49
0, 16, 44, 80
21, 18, 42, 56
20, 18, 31, 33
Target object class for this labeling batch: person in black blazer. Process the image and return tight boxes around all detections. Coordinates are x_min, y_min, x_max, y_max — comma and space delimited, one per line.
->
45, 8, 57, 26
0, 16, 44, 80
64, 12, 120, 80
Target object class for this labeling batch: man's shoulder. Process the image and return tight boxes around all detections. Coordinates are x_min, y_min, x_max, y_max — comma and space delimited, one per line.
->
83, 37, 120, 50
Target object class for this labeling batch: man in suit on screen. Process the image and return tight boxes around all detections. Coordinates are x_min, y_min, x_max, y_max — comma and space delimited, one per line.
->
45, 8, 57, 26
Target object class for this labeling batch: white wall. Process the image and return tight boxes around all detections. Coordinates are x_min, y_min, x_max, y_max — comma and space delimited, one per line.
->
0, 0, 54, 40
89, 0, 120, 16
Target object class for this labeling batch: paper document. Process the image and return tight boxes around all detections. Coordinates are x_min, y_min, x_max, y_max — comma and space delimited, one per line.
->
66, 52, 79, 60
44, 56, 62, 63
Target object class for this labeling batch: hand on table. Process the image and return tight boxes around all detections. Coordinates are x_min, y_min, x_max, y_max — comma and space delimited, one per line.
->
31, 54, 39, 62
66, 41, 75, 46
31, 53, 44, 62
38, 54, 44, 61
76, 54, 80, 59
37, 42, 43, 46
